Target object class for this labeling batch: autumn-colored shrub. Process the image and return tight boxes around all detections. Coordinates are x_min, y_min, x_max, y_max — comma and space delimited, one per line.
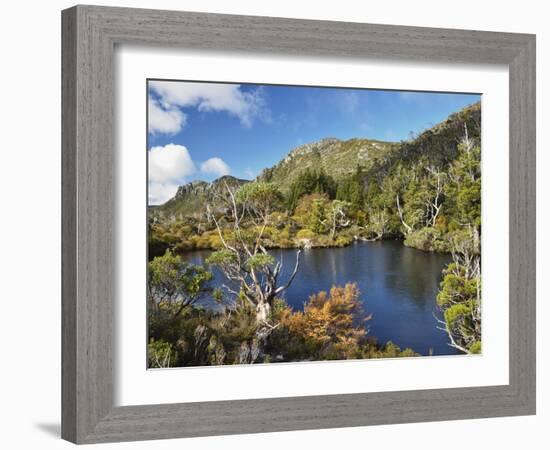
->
280, 283, 369, 360
149, 280, 419, 367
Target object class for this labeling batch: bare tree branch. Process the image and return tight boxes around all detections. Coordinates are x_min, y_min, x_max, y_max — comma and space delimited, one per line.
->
275, 250, 302, 296
396, 193, 413, 234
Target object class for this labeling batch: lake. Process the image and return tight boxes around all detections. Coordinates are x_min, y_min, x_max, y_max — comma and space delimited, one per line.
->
180, 240, 458, 356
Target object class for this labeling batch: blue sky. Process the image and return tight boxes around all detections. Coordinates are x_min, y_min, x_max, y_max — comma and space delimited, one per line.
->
147, 80, 480, 204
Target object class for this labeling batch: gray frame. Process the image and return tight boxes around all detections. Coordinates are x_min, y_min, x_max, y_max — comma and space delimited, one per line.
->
62, 5, 536, 444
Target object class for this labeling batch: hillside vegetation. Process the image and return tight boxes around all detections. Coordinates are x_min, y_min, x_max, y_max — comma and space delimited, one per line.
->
147, 102, 482, 364
149, 102, 480, 256
257, 137, 396, 192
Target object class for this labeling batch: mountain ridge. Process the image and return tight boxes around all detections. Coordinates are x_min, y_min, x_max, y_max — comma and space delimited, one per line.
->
152, 175, 250, 219
256, 137, 396, 192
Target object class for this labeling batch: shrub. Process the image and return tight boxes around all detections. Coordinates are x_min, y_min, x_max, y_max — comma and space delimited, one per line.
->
404, 227, 449, 252
149, 283, 420, 367
280, 283, 369, 360
296, 229, 315, 240
363, 341, 418, 359
148, 250, 213, 308
147, 339, 177, 368
469, 341, 482, 354
335, 235, 353, 247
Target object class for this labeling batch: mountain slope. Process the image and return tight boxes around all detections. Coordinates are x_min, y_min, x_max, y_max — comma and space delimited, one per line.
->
151, 175, 249, 219
257, 137, 396, 192
377, 101, 481, 175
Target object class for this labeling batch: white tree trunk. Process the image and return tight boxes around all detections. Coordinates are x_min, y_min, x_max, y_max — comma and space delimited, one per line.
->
256, 301, 271, 323
396, 194, 413, 235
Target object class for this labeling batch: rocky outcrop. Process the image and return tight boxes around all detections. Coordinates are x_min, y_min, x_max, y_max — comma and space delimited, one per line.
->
153, 176, 249, 219
257, 137, 395, 193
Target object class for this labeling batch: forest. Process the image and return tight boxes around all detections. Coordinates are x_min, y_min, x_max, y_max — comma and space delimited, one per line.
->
147, 102, 482, 367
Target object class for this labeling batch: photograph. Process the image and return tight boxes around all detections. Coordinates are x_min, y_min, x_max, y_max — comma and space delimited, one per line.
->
146, 80, 482, 368
1, 1, 542, 447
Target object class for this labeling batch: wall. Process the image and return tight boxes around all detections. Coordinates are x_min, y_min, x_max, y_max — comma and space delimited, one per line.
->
0, 0, 546, 448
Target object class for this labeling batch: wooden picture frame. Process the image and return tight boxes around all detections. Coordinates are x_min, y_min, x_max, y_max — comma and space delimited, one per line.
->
62, 5, 536, 444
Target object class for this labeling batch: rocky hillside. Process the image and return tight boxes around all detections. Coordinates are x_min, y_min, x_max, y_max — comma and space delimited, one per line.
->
377, 102, 481, 174
257, 137, 396, 192
150, 175, 249, 219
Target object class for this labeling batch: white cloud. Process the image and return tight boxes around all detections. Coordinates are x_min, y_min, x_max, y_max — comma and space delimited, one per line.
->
148, 144, 196, 204
149, 81, 268, 129
149, 144, 196, 183
147, 144, 233, 204
148, 182, 180, 206
148, 96, 186, 135
200, 157, 231, 177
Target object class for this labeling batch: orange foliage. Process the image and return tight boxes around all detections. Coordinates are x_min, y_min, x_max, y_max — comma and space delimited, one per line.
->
282, 283, 369, 358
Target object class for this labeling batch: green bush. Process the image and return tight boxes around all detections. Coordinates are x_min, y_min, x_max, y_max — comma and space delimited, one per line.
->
404, 227, 450, 252
296, 229, 315, 240
147, 339, 177, 368
469, 341, 482, 354
335, 235, 353, 247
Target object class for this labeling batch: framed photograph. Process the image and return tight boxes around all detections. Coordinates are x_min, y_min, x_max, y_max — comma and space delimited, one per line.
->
62, 5, 536, 444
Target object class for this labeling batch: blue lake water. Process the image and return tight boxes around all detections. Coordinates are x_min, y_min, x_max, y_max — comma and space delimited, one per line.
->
181, 240, 458, 356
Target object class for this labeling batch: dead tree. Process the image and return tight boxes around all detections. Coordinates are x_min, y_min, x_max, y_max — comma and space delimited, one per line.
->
328, 200, 351, 241
425, 166, 445, 227
396, 193, 413, 235
206, 182, 301, 324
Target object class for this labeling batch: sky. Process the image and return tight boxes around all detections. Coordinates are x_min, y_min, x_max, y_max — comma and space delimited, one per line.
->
147, 80, 480, 205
